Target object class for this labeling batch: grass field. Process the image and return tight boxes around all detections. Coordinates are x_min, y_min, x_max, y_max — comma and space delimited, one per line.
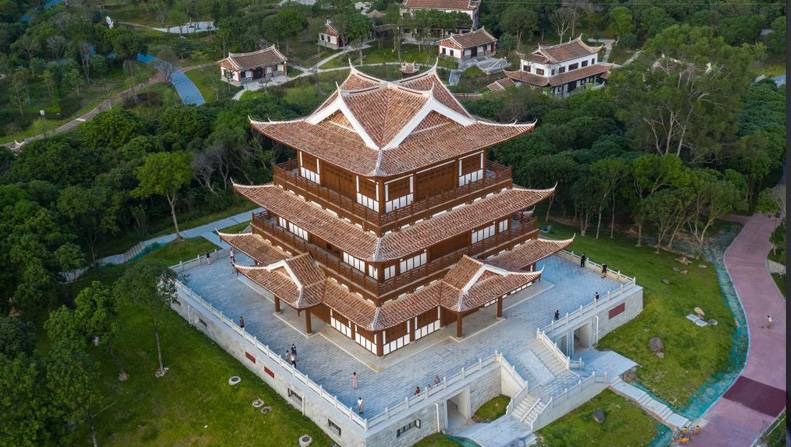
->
414, 433, 463, 447
186, 65, 242, 102
64, 236, 333, 446
537, 390, 659, 447
547, 223, 736, 408
472, 395, 510, 422
94, 199, 255, 259
321, 42, 457, 69
771, 273, 786, 298
219, 220, 251, 234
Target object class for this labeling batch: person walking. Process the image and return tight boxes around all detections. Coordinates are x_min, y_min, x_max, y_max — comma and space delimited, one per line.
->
289, 350, 297, 368
595, 291, 600, 301
206, 251, 212, 264
580, 254, 587, 268
229, 248, 235, 265
357, 397, 364, 415
554, 309, 560, 320
415, 386, 421, 395
239, 315, 245, 329
767, 315, 773, 329
351, 372, 358, 390
601, 263, 608, 278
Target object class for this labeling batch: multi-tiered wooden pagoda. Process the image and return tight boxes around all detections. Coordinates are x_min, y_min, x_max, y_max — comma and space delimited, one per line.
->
219, 65, 572, 356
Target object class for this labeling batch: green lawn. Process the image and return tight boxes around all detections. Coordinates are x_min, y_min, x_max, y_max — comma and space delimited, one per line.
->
760, 410, 786, 447
320, 42, 457, 69
219, 220, 251, 234
451, 66, 501, 93
66, 236, 333, 446
186, 66, 242, 102
771, 273, 786, 299
608, 45, 634, 65
537, 390, 659, 447
414, 433, 463, 447
547, 223, 735, 408
94, 199, 256, 259
472, 395, 510, 422
0, 63, 157, 143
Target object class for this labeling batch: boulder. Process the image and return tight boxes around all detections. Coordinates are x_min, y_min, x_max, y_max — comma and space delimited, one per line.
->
698, 264, 707, 269
656, 352, 665, 359
592, 409, 605, 424
672, 266, 680, 272
661, 278, 671, 285
649, 337, 664, 353
694, 307, 705, 317
680, 270, 688, 275
623, 368, 637, 382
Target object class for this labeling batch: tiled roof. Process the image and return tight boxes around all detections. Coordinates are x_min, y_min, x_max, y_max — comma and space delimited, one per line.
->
484, 237, 574, 271
235, 183, 555, 262
217, 231, 291, 263
218, 46, 287, 71
323, 20, 340, 37
504, 63, 611, 87
486, 77, 515, 92
235, 254, 326, 309
402, 0, 478, 10
439, 28, 497, 50
250, 67, 534, 176
535, 36, 602, 63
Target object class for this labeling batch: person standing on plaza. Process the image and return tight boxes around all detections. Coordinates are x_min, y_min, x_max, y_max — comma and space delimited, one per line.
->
352, 371, 358, 390
289, 350, 297, 367
229, 247, 235, 265
767, 315, 773, 328
580, 254, 587, 268
601, 264, 608, 278
595, 291, 600, 301
291, 343, 297, 357
554, 309, 560, 320
239, 315, 245, 329
357, 397, 364, 414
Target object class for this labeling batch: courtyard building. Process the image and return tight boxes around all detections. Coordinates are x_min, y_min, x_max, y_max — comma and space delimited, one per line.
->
503, 36, 612, 97
438, 27, 497, 61
318, 19, 348, 49
219, 64, 577, 357
218, 46, 287, 85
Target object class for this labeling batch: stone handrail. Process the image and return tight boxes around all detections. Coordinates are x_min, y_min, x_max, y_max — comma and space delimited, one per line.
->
548, 372, 607, 409
173, 281, 369, 430
560, 250, 637, 285
521, 397, 543, 426
541, 279, 638, 335
502, 356, 529, 416
536, 328, 570, 369
366, 352, 501, 428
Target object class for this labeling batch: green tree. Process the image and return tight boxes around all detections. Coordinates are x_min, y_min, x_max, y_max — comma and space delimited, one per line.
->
0, 354, 50, 447
686, 169, 743, 253
589, 158, 628, 239
81, 109, 145, 150
608, 6, 633, 42
611, 25, 756, 163
0, 316, 35, 358
58, 185, 117, 262
133, 152, 193, 238
630, 154, 684, 246
500, 6, 538, 51
113, 262, 176, 377
766, 16, 786, 56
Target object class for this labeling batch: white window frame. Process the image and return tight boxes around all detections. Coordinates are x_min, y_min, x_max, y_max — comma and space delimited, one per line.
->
399, 251, 427, 274
342, 252, 366, 272
472, 224, 495, 244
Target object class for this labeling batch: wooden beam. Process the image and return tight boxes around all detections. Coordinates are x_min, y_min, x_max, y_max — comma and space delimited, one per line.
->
304, 309, 312, 334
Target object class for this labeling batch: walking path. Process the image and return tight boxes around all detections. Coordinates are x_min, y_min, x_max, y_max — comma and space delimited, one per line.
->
610, 378, 690, 429
692, 213, 786, 446
588, 38, 614, 62
119, 20, 217, 34
97, 208, 259, 266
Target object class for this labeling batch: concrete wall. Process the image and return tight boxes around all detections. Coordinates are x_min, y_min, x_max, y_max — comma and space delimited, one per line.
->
596, 287, 643, 340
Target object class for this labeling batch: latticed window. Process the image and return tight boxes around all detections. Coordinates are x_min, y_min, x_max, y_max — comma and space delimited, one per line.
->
472, 224, 495, 243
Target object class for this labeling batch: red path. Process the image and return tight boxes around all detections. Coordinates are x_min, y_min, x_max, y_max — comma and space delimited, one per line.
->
693, 213, 786, 446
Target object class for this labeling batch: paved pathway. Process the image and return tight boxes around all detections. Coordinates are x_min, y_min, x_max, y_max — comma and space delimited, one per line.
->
97, 208, 258, 265
693, 213, 785, 446
119, 20, 217, 34
588, 38, 615, 62
610, 378, 690, 429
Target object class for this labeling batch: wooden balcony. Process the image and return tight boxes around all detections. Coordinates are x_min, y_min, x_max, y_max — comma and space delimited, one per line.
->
272, 159, 513, 234
251, 211, 537, 303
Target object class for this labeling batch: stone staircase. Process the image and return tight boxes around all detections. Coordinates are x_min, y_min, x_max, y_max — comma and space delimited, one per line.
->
610, 377, 691, 429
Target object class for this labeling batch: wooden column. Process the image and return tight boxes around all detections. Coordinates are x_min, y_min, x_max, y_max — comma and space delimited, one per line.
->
456, 312, 463, 338
376, 332, 384, 356
496, 296, 503, 318
409, 318, 416, 342
304, 309, 312, 334
274, 296, 281, 313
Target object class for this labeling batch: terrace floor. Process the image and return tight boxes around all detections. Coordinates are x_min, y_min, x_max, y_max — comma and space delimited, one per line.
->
181, 252, 621, 415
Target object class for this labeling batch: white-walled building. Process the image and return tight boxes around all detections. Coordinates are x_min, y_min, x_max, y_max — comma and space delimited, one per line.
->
438, 27, 496, 61
318, 20, 348, 49
504, 36, 612, 97
218, 46, 287, 85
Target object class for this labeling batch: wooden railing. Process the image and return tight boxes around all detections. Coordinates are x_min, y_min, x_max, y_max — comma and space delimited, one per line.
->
252, 211, 537, 299
273, 159, 512, 233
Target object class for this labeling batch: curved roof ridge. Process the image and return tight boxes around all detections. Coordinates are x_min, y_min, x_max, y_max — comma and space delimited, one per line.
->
228, 45, 278, 57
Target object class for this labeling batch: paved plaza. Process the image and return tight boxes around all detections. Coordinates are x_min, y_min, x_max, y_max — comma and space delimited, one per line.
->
182, 251, 621, 415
